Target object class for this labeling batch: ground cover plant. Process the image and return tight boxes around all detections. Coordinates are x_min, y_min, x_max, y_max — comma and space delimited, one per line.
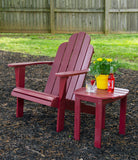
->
0, 33, 138, 70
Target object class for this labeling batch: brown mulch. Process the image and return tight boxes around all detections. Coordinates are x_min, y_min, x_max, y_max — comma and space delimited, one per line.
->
0, 50, 138, 160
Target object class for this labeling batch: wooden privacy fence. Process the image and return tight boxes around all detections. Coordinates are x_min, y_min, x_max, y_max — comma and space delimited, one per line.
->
0, 0, 138, 34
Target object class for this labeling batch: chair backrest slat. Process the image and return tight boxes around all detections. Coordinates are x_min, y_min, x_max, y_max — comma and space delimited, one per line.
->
71, 45, 94, 100
66, 34, 92, 100
51, 33, 78, 96
59, 32, 86, 98
44, 32, 94, 100
44, 42, 67, 93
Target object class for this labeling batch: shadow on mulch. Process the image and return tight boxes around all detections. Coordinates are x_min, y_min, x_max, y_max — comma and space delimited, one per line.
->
0, 50, 138, 160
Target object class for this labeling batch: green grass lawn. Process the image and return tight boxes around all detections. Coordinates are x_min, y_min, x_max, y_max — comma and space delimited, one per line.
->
0, 33, 138, 70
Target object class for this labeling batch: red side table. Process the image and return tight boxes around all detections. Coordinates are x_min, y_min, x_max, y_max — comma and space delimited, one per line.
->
74, 87, 129, 148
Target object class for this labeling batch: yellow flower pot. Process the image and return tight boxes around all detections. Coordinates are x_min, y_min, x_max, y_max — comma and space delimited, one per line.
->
96, 75, 109, 89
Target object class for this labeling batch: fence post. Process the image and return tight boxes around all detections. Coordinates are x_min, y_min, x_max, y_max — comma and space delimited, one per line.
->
50, 0, 55, 34
0, 0, 2, 31
105, 0, 110, 34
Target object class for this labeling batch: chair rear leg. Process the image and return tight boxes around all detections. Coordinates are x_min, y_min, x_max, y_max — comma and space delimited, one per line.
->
16, 98, 24, 117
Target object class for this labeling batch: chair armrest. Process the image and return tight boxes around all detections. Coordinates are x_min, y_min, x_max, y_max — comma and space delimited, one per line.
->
55, 69, 89, 78
8, 61, 54, 67
8, 61, 53, 88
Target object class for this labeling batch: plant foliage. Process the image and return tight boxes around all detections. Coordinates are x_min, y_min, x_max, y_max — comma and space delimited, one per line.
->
89, 57, 120, 76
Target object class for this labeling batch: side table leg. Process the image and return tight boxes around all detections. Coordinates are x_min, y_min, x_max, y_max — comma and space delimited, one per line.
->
102, 104, 106, 129
74, 97, 81, 140
94, 100, 103, 148
119, 96, 127, 135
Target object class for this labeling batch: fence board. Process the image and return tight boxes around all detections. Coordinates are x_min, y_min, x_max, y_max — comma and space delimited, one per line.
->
0, 0, 138, 33
0, 0, 50, 32
109, 0, 138, 33
54, 0, 105, 33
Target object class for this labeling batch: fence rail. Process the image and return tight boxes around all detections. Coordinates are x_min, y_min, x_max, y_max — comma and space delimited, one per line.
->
0, 0, 138, 33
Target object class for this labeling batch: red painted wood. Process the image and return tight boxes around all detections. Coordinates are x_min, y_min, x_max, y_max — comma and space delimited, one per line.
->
63, 100, 95, 115
65, 33, 87, 98
44, 42, 68, 94
94, 99, 103, 148
80, 103, 95, 115
66, 33, 91, 100
15, 67, 25, 88
16, 98, 24, 117
15, 66, 25, 117
75, 87, 129, 100
55, 69, 88, 77
51, 33, 78, 96
102, 104, 106, 129
8, 32, 94, 132
66, 32, 86, 75
12, 88, 59, 107
74, 97, 81, 140
13, 87, 58, 101
119, 96, 127, 135
74, 87, 129, 148
58, 77, 67, 100
72, 45, 94, 100
12, 91, 56, 107
45, 31, 93, 100
57, 77, 67, 132
8, 61, 53, 67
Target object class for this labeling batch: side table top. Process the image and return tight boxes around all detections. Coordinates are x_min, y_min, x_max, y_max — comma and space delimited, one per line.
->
74, 87, 129, 100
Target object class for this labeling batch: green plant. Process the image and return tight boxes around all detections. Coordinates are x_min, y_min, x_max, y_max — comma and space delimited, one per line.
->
69, 135, 72, 138
89, 57, 120, 76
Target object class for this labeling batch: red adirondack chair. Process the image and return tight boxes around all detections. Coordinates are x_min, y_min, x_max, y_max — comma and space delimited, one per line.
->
8, 32, 94, 132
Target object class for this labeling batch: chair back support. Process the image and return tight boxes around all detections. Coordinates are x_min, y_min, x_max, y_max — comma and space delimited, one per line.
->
44, 32, 94, 100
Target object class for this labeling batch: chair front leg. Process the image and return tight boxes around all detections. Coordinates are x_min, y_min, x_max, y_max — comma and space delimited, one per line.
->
56, 99, 66, 132
56, 77, 68, 132
16, 98, 24, 117
15, 66, 25, 117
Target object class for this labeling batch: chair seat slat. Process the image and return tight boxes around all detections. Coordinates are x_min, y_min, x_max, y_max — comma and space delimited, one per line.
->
13, 87, 58, 101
